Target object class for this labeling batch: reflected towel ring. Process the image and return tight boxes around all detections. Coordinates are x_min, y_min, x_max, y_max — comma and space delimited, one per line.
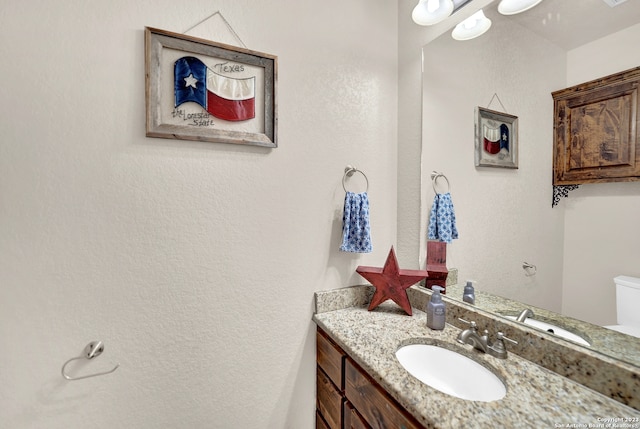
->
61, 341, 120, 381
342, 165, 369, 193
522, 261, 537, 277
430, 171, 450, 194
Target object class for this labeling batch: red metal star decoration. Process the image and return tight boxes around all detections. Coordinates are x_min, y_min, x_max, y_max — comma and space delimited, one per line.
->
356, 246, 429, 316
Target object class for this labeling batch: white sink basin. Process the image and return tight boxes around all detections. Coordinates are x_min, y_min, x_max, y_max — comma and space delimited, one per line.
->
395, 343, 506, 402
504, 316, 590, 347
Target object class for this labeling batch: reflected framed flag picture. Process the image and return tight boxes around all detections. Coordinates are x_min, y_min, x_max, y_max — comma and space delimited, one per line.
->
145, 27, 277, 148
474, 107, 518, 168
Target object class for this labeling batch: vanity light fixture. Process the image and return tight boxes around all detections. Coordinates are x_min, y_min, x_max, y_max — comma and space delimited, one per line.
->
451, 9, 492, 40
412, 0, 454, 26
497, 0, 544, 15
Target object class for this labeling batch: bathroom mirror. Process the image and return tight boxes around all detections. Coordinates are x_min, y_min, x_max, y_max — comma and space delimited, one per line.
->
420, 0, 640, 367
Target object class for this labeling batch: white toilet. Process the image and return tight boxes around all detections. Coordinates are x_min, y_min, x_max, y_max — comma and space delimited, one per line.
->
605, 275, 640, 339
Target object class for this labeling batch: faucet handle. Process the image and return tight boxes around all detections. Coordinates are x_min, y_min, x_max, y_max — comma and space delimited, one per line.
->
458, 318, 477, 331
488, 332, 518, 359
496, 332, 518, 345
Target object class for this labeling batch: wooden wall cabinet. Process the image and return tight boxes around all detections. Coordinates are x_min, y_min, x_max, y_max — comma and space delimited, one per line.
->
552, 66, 640, 185
316, 328, 425, 429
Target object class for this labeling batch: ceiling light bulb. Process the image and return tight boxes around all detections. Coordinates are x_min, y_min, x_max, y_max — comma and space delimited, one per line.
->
412, 0, 454, 26
497, 0, 544, 15
451, 9, 492, 40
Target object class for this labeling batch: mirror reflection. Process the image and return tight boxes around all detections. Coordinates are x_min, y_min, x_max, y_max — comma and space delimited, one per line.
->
420, 0, 640, 367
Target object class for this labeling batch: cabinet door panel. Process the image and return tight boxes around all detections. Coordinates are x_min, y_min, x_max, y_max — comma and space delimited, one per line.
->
344, 401, 371, 429
553, 66, 640, 185
345, 358, 424, 429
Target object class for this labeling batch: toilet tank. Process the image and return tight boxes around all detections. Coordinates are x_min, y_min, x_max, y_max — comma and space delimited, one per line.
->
614, 275, 640, 327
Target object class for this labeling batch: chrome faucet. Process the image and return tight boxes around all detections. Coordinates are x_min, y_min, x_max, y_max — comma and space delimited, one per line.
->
457, 318, 518, 359
456, 320, 488, 352
515, 308, 535, 322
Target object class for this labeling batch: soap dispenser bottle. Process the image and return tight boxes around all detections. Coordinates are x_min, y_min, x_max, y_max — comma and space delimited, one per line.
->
427, 286, 446, 330
463, 280, 475, 305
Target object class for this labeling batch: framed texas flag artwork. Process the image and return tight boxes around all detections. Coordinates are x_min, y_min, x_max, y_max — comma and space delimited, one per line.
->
145, 27, 277, 148
474, 107, 518, 169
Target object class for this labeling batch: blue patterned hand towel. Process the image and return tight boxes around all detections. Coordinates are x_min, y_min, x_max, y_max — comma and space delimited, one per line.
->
340, 192, 372, 253
427, 192, 458, 244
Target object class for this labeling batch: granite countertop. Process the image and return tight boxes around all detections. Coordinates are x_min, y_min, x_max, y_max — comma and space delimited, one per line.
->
313, 286, 640, 429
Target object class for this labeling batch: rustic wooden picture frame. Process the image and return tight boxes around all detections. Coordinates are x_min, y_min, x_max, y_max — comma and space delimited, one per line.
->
474, 107, 518, 169
145, 27, 277, 148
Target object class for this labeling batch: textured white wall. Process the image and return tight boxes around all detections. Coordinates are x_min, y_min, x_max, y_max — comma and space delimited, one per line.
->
0, 1, 397, 428
561, 24, 640, 325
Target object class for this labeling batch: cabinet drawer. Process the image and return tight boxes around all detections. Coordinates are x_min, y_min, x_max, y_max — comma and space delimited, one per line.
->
317, 367, 343, 429
317, 329, 345, 390
345, 358, 424, 429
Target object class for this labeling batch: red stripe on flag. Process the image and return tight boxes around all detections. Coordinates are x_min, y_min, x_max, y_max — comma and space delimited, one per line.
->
484, 138, 500, 155
206, 91, 255, 122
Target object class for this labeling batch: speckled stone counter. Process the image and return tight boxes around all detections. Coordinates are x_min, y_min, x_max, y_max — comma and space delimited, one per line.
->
410, 285, 640, 411
313, 285, 640, 428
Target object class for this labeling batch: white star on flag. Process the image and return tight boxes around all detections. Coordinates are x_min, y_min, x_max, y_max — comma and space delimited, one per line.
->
184, 74, 198, 88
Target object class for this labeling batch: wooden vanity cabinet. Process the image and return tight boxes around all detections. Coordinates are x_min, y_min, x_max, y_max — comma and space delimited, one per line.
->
317, 364, 343, 429
343, 401, 369, 429
316, 328, 347, 429
316, 328, 425, 429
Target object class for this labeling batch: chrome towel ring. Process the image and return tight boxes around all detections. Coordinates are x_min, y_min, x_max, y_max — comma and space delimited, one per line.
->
61, 341, 120, 381
342, 165, 369, 193
430, 171, 450, 194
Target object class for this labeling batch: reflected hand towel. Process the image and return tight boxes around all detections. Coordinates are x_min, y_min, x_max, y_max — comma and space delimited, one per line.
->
427, 192, 458, 244
340, 192, 372, 253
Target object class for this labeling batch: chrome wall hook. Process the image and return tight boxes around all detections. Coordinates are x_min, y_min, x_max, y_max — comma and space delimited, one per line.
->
61, 341, 120, 381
